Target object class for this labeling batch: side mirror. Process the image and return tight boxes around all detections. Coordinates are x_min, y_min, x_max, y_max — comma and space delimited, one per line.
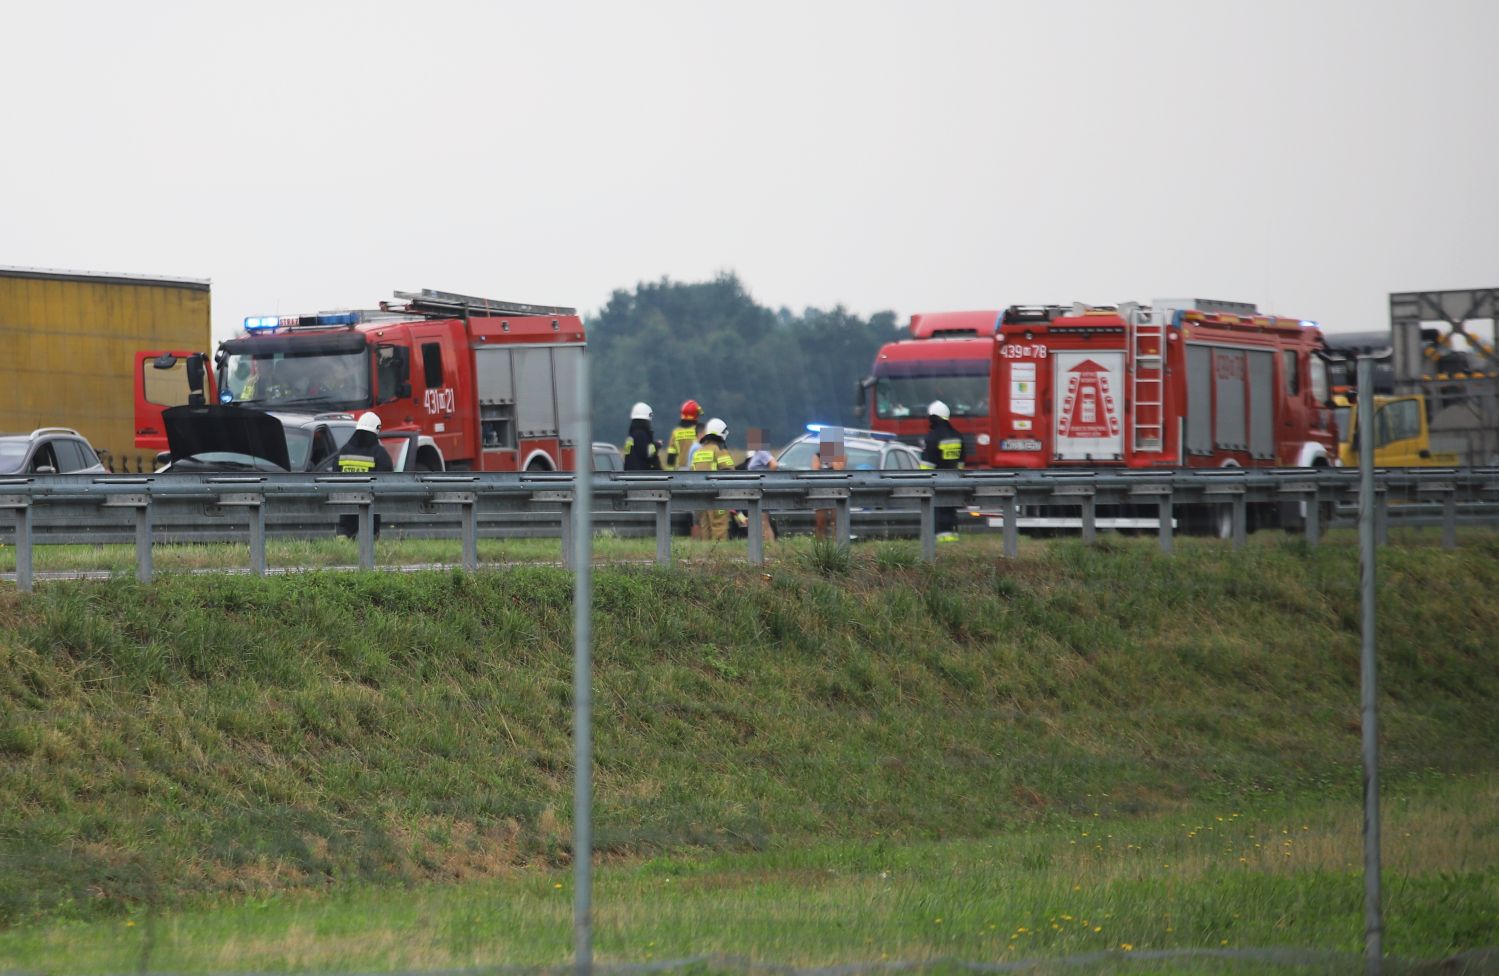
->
186, 354, 206, 395
152, 353, 178, 369
34, 464, 57, 475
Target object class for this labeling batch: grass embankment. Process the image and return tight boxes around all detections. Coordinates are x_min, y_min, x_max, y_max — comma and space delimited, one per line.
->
1, 536, 1497, 969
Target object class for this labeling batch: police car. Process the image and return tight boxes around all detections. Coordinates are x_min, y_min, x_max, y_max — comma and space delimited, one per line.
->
775, 425, 924, 471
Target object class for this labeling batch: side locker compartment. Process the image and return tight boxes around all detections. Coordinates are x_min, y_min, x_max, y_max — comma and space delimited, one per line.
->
1185, 344, 1214, 458
1212, 348, 1248, 454
1247, 350, 1275, 460
513, 346, 559, 467
474, 346, 516, 470
551, 345, 585, 470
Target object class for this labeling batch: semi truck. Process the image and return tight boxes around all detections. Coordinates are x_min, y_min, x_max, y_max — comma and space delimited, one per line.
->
1, 265, 211, 473
137, 288, 588, 472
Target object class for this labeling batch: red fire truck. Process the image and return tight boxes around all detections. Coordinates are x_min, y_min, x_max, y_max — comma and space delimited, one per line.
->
135, 289, 587, 471
987, 299, 1337, 472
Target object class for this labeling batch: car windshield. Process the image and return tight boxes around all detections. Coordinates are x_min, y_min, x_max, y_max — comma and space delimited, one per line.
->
0, 440, 29, 474
777, 441, 883, 470
222, 351, 371, 411
874, 371, 989, 419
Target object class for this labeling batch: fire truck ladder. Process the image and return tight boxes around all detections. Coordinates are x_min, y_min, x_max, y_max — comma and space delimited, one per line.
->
1129, 306, 1165, 452
392, 289, 577, 319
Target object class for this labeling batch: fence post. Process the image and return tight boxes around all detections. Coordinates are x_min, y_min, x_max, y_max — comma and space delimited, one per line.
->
1232, 494, 1247, 551
1442, 489, 1457, 550
1081, 495, 1097, 545
656, 500, 671, 567
747, 496, 764, 566
1357, 354, 1384, 976
218, 493, 267, 576
1304, 487, 1321, 546
1157, 494, 1174, 555
1001, 494, 1018, 559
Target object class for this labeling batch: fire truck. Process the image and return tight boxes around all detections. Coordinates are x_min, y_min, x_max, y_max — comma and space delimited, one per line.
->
986, 299, 1339, 531
858, 309, 1005, 464
136, 289, 588, 471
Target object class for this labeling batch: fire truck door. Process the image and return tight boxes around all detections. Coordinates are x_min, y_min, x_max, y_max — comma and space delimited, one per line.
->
134, 351, 218, 454
412, 328, 462, 459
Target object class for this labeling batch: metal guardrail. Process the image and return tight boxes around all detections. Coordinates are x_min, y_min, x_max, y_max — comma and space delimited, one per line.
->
1, 467, 1497, 589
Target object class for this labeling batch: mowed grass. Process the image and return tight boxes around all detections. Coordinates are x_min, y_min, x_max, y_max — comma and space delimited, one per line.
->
0, 533, 1497, 969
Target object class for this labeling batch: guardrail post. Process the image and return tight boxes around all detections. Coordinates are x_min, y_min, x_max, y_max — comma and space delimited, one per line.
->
1081, 495, 1097, 544
1375, 489, 1389, 547
920, 496, 936, 562
1304, 488, 1321, 545
217, 493, 267, 576
747, 497, 764, 566
560, 499, 575, 569
1001, 495, 1018, 558
329, 491, 376, 570
655, 501, 671, 567
2, 496, 32, 593
1232, 495, 1247, 550
103, 494, 153, 583
1442, 489, 1457, 550
1158, 494, 1174, 555
834, 496, 851, 552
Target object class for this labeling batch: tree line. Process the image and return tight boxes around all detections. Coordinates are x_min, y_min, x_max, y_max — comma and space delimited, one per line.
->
587, 273, 901, 448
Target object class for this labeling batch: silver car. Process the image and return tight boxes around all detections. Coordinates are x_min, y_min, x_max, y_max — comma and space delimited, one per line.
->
0, 427, 109, 475
776, 425, 924, 471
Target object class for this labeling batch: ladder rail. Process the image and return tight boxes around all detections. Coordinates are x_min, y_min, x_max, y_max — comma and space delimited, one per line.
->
1129, 306, 1167, 452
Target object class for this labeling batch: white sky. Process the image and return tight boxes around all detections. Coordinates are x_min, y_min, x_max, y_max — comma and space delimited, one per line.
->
3, 0, 1496, 344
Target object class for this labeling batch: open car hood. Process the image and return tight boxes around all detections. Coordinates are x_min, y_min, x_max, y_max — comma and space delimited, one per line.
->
163, 405, 292, 470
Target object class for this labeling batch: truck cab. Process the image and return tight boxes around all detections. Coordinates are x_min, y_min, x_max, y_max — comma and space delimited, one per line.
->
1333, 393, 1459, 467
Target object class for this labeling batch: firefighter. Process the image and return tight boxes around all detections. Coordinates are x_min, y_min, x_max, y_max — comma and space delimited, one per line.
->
920, 400, 963, 542
664, 399, 702, 471
690, 417, 735, 540
331, 411, 394, 538
622, 402, 661, 470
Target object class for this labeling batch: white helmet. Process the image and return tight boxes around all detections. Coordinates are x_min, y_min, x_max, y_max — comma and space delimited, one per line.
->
356, 411, 382, 434
703, 417, 729, 440
630, 401, 653, 421
928, 400, 951, 420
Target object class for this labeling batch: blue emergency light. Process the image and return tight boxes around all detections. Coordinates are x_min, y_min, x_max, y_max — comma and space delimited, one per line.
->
317, 312, 360, 326
243, 316, 280, 333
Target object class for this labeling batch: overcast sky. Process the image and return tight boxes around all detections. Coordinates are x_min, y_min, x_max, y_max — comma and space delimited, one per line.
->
4, 0, 1496, 344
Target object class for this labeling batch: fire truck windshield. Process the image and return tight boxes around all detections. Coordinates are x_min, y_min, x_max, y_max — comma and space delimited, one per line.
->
221, 350, 371, 410
874, 371, 989, 419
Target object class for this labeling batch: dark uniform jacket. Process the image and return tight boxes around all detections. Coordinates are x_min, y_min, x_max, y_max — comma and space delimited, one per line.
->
332, 430, 394, 474
921, 418, 964, 470
623, 419, 661, 471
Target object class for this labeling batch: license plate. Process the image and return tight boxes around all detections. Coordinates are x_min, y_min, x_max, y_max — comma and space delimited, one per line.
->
1001, 438, 1042, 451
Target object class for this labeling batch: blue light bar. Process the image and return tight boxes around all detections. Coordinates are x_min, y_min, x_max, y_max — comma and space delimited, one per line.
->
243, 315, 280, 333
317, 312, 360, 326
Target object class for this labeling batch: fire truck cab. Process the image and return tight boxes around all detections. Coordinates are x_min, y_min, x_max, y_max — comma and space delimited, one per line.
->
989, 299, 1337, 471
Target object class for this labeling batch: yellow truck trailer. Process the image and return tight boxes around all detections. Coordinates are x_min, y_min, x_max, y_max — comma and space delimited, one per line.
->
0, 266, 210, 473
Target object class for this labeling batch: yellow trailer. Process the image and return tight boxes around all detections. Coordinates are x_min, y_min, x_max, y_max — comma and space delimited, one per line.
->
0, 266, 210, 473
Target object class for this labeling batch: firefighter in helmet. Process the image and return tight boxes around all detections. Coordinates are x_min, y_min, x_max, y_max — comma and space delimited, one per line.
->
690, 417, 735, 540
622, 402, 661, 470
920, 400, 964, 542
664, 398, 703, 471
330, 411, 394, 538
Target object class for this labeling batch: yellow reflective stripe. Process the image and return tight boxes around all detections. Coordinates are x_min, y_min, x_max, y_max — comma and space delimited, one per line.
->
624, 437, 635, 452
339, 456, 375, 472
939, 439, 962, 460
716, 453, 734, 469
919, 461, 935, 470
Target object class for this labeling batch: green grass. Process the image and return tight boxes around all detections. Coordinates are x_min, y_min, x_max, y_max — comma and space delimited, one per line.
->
1, 533, 1497, 969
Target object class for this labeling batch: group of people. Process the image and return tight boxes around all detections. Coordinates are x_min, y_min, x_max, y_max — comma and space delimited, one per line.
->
622, 397, 965, 543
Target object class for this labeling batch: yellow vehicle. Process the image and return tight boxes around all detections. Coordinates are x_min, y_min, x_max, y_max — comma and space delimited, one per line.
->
1332, 393, 1460, 467
1, 266, 210, 473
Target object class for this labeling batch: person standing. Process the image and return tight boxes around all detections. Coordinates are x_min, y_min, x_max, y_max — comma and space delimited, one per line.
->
622, 402, 661, 470
690, 417, 735, 540
920, 400, 964, 542
664, 399, 702, 471
331, 411, 394, 538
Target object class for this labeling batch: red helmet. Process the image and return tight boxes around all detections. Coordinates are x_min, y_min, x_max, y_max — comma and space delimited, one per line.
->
680, 399, 702, 421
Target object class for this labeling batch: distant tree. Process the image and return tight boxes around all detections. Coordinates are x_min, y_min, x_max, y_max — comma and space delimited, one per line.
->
588, 273, 901, 448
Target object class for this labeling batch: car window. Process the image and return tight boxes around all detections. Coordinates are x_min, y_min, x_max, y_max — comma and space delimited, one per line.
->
844, 446, 882, 470
29, 443, 60, 473
0, 440, 27, 474
50, 439, 87, 472
886, 448, 915, 470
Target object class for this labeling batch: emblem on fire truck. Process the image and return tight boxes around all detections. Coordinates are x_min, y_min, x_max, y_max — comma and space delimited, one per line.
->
1057, 358, 1121, 439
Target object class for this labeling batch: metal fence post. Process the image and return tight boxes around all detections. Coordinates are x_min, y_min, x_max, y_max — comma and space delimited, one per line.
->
1357, 354, 1384, 976
1231, 494, 1247, 551
559, 500, 574, 570
1081, 495, 1097, 545
1304, 487, 1321, 545
1157, 494, 1174, 555
1375, 489, 1389, 547
358, 504, 375, 571
919, 495, 935, 562
834, 497, 851, 552
571, 353, 594, 976
1442, 489, 1457, 550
